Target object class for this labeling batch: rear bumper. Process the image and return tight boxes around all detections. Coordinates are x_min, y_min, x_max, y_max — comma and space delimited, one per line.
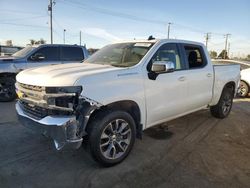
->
16, 101, 82, 150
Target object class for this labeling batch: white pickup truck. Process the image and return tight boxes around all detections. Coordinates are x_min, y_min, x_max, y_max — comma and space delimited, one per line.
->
15, 39, 240, 166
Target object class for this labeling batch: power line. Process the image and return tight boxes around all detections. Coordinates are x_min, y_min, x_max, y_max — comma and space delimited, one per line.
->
0, 22, 48, 29
174, 23, 207, 34
59, 0, 166, 25
0, 15, 47, 22
0, 9, 46, 16
59, 0, 226, 37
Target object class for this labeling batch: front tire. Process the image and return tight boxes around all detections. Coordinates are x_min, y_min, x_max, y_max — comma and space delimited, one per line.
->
0, 77, 16, 102
238, 81, 249, 97
88, 111, 136, 167
210, 87, 234, 119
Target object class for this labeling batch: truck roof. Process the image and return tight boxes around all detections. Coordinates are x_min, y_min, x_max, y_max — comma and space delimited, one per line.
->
113, 39, 205, 47
28, 44, 86, 48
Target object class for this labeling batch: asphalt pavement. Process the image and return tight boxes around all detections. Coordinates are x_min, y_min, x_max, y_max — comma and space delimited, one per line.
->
0, 98, 250, 188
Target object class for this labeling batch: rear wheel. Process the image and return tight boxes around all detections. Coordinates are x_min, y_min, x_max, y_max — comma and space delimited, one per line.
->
88, 111, 136, 167
210, 87, 234, 119
238, 81, 249, 97
0, 77, 16, 102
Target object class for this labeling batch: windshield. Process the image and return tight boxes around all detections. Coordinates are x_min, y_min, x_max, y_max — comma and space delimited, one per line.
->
12, 46, 35, 58
86, 42, 154, 67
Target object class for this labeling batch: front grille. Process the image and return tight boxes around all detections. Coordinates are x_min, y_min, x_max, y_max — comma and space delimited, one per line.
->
19, 83, 43, 92
17, 82, 44, 101
17, 82, 76, 119
20, 101, 48, 120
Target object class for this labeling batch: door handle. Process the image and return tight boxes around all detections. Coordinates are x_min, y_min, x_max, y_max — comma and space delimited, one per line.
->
178, 76, 186, 81
207, 73, 212, 77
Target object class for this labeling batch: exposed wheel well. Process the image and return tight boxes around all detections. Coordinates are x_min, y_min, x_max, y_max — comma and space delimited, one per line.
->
224, 81, 235, 94
87, 100, 142, 138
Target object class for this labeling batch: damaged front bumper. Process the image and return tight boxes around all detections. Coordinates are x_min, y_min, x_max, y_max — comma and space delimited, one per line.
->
16, 101, 83, 150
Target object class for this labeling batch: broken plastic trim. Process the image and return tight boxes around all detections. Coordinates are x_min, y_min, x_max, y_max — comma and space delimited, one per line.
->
75, 96, 103, 137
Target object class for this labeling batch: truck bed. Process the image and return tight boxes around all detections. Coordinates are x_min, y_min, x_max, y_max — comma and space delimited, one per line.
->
210, 64, 241, 105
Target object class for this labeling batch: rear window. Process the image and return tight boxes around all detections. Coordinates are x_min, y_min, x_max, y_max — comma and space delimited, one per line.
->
184, 46, 206, 69
61, 47, 84, 61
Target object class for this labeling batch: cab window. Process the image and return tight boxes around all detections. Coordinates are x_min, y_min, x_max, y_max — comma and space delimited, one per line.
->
29, 47, 60, 61
61, 47, 84, 61
184, 46, 206, 69
148, 43, 183, 71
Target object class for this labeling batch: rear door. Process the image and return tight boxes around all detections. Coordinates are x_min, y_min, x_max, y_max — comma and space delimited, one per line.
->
180, 44, 213, 110
60, 46, 85, 63
27, 46, 60, 68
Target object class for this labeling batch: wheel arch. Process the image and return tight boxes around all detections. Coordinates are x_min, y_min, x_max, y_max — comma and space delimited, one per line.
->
224, 81, 236, 93
241, 79, 250, 90
87, 100, 142, 138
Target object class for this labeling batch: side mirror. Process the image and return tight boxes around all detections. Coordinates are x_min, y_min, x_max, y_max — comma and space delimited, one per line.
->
30, 53, 45, 61
151, 61, 175, 73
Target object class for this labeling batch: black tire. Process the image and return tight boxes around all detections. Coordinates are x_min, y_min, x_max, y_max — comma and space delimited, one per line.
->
0, 77, 17, 102
210, 87, 234, 119
238, 81, 249, 97
88, 110, 136, 167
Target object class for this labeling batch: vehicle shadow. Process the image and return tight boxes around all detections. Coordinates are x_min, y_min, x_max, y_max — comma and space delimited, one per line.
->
144, 124, 174, 140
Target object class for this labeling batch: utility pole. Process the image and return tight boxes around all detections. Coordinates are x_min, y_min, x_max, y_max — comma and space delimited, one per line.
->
205, 32, 211, 48
228, 42, 230, 59
48, 0, 55, 44
80, 30, 82, 46
167, 22, 173, 39
63, 29, 66, 44
224, 33, 231, 59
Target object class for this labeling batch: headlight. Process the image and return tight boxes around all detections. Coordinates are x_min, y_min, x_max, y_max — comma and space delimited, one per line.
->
45, 86, 82, 110
45, 86, 82, 94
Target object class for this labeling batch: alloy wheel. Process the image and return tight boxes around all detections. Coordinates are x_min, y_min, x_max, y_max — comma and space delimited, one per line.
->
100, 119, 131, 160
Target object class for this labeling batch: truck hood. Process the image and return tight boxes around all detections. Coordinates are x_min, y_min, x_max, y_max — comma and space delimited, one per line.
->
0, 56, 19, 62
16, 63, 121, 86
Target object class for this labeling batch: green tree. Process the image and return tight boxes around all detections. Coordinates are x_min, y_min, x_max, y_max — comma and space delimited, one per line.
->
39, 38, 46, 44
209, 51, 217, 59
30, 38, 46, 45
218, 50, 228, 59
247, 54, 250, 60
30, 39, 35, 45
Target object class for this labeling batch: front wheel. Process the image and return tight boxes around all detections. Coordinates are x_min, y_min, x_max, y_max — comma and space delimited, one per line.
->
88, 111, 136, 166
210, 87, 234, 119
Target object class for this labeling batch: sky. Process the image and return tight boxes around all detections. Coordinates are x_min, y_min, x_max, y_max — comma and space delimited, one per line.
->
0, 0, 250, 57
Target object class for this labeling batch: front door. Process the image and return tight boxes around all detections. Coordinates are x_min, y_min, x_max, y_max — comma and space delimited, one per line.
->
144, 43, 189, 128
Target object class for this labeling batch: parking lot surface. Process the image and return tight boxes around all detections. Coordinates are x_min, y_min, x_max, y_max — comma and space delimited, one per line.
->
0, 98, 250, 188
